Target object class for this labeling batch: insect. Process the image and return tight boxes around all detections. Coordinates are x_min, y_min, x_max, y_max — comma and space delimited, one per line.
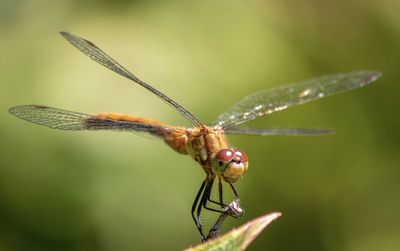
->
9, 32, 381, 241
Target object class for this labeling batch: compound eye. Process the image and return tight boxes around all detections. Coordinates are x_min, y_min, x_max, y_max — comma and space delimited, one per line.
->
234, 149, 248, 162
215, 149, 234, 164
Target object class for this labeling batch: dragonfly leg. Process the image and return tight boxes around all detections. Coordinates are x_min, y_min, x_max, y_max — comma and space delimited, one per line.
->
202, 178, 226, 214
191, 177, 229, 241
206, 176, 227, 208
191, 180, 206, 241
218, 177, 224, 205
195, 179, 216, 242
206, 199, 245, 240
229, 183, 239, 199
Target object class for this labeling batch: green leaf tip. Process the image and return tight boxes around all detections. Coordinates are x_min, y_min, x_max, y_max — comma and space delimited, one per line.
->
184, 212, 282, 251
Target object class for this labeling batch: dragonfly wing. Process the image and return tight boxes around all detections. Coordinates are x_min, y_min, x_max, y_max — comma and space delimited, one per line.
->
213, 71, 381, 128
60, 32, 201, 126
8, 105, 183, 140
9, 105, 89, 130
225, 127, 335, 136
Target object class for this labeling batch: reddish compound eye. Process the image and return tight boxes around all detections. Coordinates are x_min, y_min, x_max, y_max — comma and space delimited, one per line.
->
212, 149, 249, 183
234, 149, 248, 162
215, 149, 235, 163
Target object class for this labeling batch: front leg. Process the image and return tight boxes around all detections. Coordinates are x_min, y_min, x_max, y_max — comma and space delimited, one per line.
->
202, 178, 226, 214
229, 182, 239, 198
206, 176, 228, 208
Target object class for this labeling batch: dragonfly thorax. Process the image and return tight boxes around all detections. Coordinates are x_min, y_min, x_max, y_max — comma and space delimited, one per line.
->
211, 149, 248, 183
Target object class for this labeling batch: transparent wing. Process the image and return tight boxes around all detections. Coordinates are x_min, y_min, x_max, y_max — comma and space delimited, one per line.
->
9, 105, 89, 130
8, 105, 184, 139
213, 71, 381, 128
225, 127, 335, 136
60, 32, 201, 126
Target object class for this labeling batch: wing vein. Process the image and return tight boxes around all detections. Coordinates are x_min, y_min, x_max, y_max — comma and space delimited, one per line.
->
60, 31, 202, 126
213, 71, 381, 128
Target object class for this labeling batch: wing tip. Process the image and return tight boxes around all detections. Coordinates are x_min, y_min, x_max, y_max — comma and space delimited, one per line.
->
357, 70, 382, 84
59, 31, 72, 39
8, 105, 28, 116
369, 70, 382, 82
8, 105, 50, 116
8, 106, 17, 115
317, 128, 336, 135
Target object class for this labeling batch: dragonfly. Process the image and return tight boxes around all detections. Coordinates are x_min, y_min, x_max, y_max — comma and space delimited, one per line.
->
8, 32, 381, 241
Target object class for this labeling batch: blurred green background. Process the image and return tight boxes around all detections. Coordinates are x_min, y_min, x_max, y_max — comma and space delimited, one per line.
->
1, 0, 399, 250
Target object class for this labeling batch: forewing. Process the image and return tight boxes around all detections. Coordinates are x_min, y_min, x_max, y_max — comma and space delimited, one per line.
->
213, 71, 381, 128
60, 32, 201, 126
225, 127, 335, 136
60, 32, 142, 86
8, 105, 180, 139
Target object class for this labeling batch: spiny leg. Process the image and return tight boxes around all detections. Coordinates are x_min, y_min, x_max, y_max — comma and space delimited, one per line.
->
203, 182, 244, 241
195, 179, 226, 239
192, 178, 237, 241
191, 180, 206, 240
202, 178, 225, 213
196, 179, 218, 241
206, 176, 226, 208
194, 178, 225, 241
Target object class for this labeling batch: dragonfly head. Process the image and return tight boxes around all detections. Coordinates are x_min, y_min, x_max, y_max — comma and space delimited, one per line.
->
211, 149, 248, 183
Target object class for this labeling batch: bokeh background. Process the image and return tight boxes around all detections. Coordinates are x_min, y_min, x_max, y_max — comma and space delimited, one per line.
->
1, 0, 399, 250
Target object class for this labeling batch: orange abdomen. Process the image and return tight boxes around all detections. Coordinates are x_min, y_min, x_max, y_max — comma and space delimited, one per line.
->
92, 113, 190, 155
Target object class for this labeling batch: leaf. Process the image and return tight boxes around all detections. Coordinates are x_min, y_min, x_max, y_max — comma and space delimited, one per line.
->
184, 212, 281, 251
